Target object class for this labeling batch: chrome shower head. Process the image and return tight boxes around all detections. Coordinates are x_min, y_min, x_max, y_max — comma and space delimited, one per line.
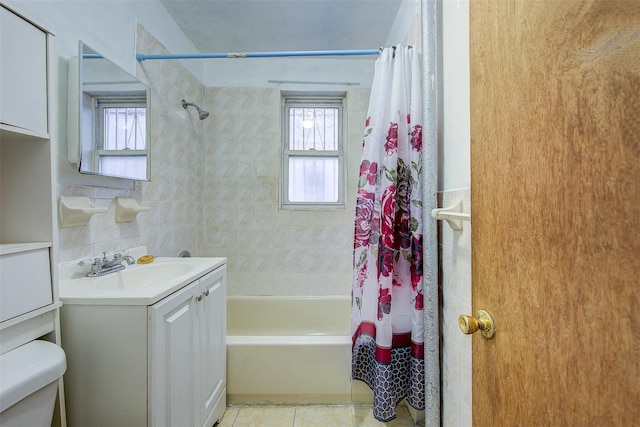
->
181, 99, 209, 120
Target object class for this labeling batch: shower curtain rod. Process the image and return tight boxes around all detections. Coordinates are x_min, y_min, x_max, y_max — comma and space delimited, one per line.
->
136, 49, 380, 61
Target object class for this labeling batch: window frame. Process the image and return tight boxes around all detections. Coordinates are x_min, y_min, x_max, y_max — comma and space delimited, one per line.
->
92, 95, 148, 176
280, 93, 347, 210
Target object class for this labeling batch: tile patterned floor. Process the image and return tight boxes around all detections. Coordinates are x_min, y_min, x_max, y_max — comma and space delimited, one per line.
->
216, 404, 419, 427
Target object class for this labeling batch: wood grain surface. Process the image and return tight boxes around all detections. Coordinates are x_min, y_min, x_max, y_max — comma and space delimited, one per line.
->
470, 0, 640, 425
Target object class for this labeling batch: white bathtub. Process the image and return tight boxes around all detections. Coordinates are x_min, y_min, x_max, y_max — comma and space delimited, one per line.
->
226, 296, 372, 405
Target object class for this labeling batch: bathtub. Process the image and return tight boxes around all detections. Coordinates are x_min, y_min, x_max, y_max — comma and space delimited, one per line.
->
226, 296, 373, 405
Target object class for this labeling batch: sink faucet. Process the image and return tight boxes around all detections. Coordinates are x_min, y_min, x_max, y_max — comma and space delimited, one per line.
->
81, 251, 136, 277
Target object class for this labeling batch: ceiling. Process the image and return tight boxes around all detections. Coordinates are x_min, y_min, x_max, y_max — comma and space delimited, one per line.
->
160, 0, 415, 54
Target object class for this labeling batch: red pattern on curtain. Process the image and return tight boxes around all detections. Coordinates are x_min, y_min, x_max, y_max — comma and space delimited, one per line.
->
351, 45, 424, 422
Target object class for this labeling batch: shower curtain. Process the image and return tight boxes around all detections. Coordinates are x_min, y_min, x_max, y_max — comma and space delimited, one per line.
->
351, 45, 424, 422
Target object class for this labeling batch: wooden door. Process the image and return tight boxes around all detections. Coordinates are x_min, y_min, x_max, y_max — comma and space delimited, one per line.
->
469, 1, 640, 425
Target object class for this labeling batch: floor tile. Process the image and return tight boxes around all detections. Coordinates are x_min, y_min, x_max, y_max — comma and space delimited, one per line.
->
233, 406, 296, 427
353, 404, 417, 427
216, 403, 418, 427
294, 405, 354, 427
217, 406, 240, 427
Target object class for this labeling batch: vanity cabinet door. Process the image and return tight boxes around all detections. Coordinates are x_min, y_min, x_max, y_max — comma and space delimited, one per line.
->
149, 279, 199, 427
198, 266, 226, 427
0, 6, 48, 135
148, 264, 227, 427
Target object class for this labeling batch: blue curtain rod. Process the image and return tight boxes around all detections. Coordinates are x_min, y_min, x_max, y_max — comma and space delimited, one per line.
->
136, 49, 380, 61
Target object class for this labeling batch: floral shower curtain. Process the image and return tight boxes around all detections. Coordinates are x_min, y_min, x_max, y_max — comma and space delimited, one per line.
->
351, 45, 424, 422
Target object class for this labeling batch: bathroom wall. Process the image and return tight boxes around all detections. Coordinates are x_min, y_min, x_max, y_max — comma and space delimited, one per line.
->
58, 25, 206, 262
5, 0, 464, 420
199, 3, 419, 297
2, 0, 387, 268
439, 188, 472, 426
202, 87, 370, 296
0, 0, 419, 301
1, 0, 207, 262
440, 0, 472, 425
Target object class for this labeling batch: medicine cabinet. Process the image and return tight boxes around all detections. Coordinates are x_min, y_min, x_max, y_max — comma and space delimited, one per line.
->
68, 41, 151, 181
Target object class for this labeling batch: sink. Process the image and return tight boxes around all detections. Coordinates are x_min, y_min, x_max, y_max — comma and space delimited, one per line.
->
59, 256, 226, 305
89, 262, 194, 290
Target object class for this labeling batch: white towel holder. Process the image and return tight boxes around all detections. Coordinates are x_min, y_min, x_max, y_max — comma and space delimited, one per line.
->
431, 199, 471, 231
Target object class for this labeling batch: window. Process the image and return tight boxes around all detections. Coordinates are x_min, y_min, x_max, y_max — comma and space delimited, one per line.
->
281, 94, 345, 209
94, 96, 147, 180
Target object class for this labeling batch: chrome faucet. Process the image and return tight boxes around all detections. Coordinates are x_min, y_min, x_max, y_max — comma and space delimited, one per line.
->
81, 251, 136, 277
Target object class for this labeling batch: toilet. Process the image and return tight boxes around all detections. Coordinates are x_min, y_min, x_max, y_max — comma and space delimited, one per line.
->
0, 340, 66, 426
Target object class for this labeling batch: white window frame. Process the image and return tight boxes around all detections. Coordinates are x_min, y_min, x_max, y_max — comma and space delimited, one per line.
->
280, 93, 346, 210
93, 95, 147, 175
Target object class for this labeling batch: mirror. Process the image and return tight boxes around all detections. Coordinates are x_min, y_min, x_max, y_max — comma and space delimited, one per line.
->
69, 42, 150, 181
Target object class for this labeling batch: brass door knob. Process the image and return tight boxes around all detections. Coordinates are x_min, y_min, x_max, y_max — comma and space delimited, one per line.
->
458, 310, 495, 339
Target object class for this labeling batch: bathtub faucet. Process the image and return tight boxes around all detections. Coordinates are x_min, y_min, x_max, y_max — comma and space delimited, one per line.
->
81, 251, 136, 277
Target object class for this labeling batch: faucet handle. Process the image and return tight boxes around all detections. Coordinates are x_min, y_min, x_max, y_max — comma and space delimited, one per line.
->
108, 250, 135, 265
89, 259, 102, 274
78, 257, 101, 267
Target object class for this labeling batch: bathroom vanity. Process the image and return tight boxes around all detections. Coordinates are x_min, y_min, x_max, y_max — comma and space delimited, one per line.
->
59, 256, 227, 427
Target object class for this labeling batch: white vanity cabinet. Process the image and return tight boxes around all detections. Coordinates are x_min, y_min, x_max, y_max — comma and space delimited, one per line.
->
61, 263, 227, 427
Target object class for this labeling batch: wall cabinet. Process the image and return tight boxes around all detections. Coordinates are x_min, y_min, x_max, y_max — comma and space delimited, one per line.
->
0, 4, 55, 266
61, 264, 227, 427
0, 5, 48, 136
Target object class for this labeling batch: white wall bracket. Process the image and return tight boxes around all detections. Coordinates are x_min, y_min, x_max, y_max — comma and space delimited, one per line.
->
115, 197, 151, 223
431, 199, 471, 231
58, 196, 108, 228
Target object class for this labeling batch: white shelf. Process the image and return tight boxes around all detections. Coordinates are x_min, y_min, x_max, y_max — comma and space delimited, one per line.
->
0, 302, 61, 355
0, 123, 49, 142
0, 242, 52, 256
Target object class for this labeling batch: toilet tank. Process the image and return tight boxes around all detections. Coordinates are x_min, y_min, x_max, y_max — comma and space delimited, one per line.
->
0, 340, 66, 426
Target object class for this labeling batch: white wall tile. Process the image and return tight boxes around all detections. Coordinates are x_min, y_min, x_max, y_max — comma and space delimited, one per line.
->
202, 88, 368, 296
440, 187, 472, 427
58, 26, 206, 262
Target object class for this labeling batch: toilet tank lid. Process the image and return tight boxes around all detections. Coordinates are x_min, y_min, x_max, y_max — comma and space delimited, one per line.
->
0, 340, 66, 413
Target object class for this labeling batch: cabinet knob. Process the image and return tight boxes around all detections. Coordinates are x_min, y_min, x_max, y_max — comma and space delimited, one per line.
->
196, 294, 203, 302
204, 290, 210, 297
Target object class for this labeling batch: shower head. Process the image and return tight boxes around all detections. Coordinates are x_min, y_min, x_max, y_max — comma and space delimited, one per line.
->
181, 99, 210, 120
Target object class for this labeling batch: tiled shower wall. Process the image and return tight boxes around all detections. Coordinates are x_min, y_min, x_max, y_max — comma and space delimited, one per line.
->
58, 25, 370, 298
440, 187, 472, 426
202, 87, 370, 296
58, 26, 206, 262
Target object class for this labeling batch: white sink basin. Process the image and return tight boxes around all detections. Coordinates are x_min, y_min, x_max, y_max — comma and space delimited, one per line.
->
88, 262, 194, 290
59, 257, 226, 305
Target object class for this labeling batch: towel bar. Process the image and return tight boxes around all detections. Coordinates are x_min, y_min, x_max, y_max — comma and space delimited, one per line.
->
431, 199, 471, 231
